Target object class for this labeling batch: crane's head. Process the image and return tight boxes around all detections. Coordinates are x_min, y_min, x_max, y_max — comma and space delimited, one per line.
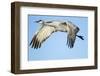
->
34, 20, 43, 24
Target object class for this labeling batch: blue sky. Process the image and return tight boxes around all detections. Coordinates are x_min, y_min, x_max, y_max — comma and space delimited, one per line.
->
28, 15, 88, 61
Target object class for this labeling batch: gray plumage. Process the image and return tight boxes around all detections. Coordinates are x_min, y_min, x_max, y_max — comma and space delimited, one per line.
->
30, 20, 84, 49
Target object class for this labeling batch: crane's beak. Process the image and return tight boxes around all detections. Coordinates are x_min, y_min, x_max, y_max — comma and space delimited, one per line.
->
34, 21, 38, 23
34, 20, 42, 23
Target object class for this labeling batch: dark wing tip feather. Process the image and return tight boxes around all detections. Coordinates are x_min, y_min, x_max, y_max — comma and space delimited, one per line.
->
30, 35, 41, 49
67, 35, 75, 48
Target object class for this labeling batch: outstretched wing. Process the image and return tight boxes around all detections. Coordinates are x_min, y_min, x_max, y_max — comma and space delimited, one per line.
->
67, 27, 79, 48
30, 26, 55, 49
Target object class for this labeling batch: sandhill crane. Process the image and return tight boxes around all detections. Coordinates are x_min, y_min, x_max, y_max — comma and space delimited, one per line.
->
30, 20, 84, 49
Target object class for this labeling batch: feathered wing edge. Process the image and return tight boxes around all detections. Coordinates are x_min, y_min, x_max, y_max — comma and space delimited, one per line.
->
67, 26, 79, 48
30, 26, 55, 49
67, 34, 76, 48
30, 35, 41, 49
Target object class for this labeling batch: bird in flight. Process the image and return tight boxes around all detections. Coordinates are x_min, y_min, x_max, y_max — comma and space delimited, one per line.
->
30, 20, 84, 49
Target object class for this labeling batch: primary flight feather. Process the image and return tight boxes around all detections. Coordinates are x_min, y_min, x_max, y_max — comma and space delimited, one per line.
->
30, 20, 84, 49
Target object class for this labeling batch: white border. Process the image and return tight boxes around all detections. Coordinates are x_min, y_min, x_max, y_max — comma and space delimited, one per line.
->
20, 6, 95, 70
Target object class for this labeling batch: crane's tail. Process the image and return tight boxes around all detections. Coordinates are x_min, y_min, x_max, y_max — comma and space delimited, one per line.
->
76, 35, 84, 40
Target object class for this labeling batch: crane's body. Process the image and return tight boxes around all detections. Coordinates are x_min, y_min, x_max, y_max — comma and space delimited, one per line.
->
30, 20, 84, 49
37, 20, 79, 32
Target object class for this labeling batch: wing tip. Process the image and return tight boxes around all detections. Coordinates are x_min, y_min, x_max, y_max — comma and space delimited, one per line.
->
30, 35, 41, 49
67, 35, 75, 48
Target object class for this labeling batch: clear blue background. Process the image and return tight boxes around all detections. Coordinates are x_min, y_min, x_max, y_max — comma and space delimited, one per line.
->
28, 15, 88, 61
